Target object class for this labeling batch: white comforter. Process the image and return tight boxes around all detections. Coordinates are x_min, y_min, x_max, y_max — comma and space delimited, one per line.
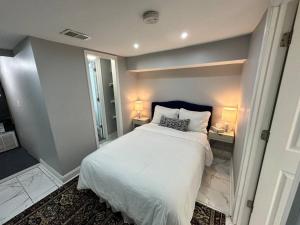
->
78, 123, 213, 225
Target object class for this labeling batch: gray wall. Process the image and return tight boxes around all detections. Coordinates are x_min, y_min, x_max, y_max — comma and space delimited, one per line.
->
100, 58, 117, 135
126, 35, 250, 72
136, 64, 242, 123
233, 14, 267, 189
0, 37, 133, 175
0, 39, 61, 172
117, 57, 137, 133
30, 37, 97, 175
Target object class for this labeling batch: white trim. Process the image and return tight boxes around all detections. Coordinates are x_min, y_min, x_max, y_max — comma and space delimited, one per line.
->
233, 1, 298, 224
249, 1, 300, 223
128, 59, 246, 72
84, 50, 124, 145
63, 166, 81, 183
233, 7, 279, 223
84, 51, 101, 147
111, 59, 124, 137
230, 158, 235, 217
39, 159, 64, 186
39, 159, 80, 186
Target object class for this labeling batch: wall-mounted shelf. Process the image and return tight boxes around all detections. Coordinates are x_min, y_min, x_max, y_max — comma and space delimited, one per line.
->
110, 99, 115, 103
112, 115, 117, 119
128, 59, 246, 73
108, 82, 113, 87
126, 35, 249, 72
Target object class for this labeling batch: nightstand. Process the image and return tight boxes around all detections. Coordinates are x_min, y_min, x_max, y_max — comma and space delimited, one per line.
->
132, 117, 150, 129
208, 130, 235, 159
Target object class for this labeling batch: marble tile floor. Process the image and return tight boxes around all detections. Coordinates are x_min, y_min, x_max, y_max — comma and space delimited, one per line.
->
0, 157, 232, 225
197, 157, 232, 216
0, 166, 58, 224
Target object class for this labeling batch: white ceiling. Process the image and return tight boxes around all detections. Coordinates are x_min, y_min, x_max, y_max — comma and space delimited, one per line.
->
0, 0, 269, 57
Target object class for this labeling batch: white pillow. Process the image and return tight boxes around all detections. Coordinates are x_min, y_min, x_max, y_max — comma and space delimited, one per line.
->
151, 105, 179, 124
179, 108, 211, 133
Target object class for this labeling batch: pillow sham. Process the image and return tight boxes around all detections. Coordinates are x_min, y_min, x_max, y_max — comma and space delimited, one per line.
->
151, 105, 179, 124
179, 108, 211, 133
159, 116, 190, 131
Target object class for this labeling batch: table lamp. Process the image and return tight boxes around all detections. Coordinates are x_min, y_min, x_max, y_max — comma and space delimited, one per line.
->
222, 107, 237, 132
135, 100, 143, 119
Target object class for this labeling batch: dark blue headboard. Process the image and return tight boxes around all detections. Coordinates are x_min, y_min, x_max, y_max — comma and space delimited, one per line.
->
151, 100, 213, 131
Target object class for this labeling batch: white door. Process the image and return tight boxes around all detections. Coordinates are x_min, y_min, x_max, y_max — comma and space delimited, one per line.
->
249, 2, 300, 224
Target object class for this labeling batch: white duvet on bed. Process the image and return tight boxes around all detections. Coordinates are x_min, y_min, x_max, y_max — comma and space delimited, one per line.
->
77, 123, 213, 225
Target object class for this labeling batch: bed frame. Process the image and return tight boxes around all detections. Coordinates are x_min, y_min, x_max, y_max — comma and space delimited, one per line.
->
151, 100, 213, 131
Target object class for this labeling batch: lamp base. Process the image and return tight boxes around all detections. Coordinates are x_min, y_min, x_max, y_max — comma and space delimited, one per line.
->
224, 123, 229, 132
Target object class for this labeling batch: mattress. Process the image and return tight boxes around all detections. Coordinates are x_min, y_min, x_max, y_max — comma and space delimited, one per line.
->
77, 123, 213, 225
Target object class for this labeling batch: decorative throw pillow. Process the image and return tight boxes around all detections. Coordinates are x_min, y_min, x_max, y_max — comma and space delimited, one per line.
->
159, 116, 190, 131
151, 105, 179, 124
179, 108, 211, 133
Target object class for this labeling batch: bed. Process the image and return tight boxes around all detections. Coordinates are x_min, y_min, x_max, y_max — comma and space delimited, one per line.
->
78, 101, 213, 225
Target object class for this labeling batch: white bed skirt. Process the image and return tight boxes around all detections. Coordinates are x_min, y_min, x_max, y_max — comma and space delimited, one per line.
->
98, 195, 134, 224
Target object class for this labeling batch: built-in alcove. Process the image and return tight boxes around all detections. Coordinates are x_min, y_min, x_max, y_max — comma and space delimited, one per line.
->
132, 63, 244, 125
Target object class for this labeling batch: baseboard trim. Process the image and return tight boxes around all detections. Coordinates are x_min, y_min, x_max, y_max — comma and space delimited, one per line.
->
39, 159, 80, 186
63, 165, 81, 183
230, 158, 235, 218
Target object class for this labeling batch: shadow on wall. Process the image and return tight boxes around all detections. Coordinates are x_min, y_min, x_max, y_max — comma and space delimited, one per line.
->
127, 97, 138, 119
137, 64, 242, 79
135, 63, 242, 123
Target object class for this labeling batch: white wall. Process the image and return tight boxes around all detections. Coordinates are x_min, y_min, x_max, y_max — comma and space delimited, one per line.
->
0, 39, 61, 173
233, 14, 267, 188
136, 64, 242, 123
30, 37, 97, 175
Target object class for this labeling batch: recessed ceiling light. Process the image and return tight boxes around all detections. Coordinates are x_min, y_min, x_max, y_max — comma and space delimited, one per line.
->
181, 32, 188, 39
133, 43, 140, 49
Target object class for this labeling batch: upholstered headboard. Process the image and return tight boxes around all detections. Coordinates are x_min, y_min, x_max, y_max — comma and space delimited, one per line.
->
151, 100, 213, 131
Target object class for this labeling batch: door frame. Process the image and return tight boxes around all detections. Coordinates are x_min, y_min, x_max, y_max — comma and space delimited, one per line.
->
84, 50, 124, 147
249, 1, 300, 222
232, 0, 298, 224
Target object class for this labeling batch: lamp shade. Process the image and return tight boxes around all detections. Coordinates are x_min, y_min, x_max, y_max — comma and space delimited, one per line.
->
134, 101, 144, 111
222, 107, 237, 123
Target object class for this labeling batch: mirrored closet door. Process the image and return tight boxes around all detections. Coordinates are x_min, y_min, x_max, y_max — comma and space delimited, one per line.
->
85, 51, 121, 146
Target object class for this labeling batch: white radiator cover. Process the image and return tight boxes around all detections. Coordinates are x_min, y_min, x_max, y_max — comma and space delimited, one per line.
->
0, 131, 19, 153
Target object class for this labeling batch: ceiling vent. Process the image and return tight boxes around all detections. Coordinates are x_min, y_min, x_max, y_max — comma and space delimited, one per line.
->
143, 10, 159, 24
60, 29, 90, 40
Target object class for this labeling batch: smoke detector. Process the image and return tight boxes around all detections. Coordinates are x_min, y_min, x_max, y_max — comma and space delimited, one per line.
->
60, 29, 90, 40
143, 10, 159, 24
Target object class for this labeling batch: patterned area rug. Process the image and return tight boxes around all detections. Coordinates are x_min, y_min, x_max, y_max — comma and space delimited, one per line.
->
5, 177, 226, 225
